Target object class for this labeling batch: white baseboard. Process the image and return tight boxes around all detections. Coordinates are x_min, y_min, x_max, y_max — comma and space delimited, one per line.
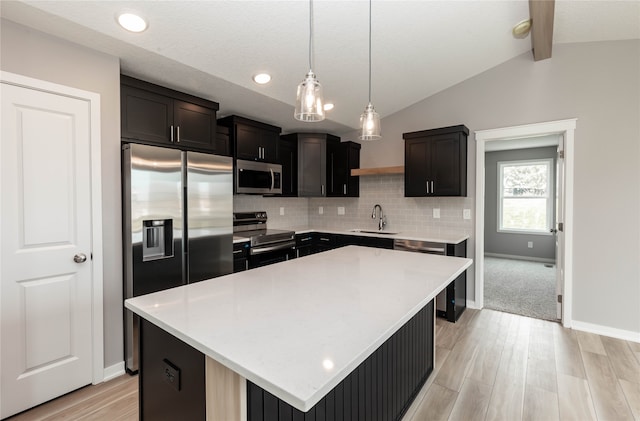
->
466, 299, 480, 310
572, 320, 640, 343
484, 252, 555, 264
103, 361, 126, 382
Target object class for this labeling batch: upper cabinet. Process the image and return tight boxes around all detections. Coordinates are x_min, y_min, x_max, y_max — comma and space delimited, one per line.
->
278, 136, 298, 197
120, 76, 226, 154
218, 115, 281, 163
403, 125, 468, 197
327, 141, 361, 197
280, 133, 360, 197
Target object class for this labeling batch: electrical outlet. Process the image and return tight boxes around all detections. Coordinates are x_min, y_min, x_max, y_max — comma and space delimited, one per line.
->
319, 206, 324, 215
279, 207, 284, 216
528, 241, 533, 248
433, 208, 440, 219
337, 206, 345, 215
463, 209, 471, 220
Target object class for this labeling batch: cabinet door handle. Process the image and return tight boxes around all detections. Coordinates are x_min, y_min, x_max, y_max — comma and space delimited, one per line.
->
233, 250, 243, 255
170, 125, 175, 143
321, 184, 325, 196
343, 184, 347, 195
320, 237, 330, 242
426, 180, 429, 194
431, 180, 434, 194
176, 126, 180, 143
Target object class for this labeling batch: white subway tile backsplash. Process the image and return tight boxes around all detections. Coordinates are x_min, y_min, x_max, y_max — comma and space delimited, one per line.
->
233, 175, 472, 236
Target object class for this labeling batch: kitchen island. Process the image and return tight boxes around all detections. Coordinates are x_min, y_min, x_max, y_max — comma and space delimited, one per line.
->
125, 246, 472, 420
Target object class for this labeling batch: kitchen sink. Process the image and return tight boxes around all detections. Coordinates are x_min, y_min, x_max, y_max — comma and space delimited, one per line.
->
349, 229, 398, 235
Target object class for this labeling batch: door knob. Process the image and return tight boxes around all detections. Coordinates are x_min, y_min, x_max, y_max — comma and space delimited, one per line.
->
74, 253, 87, 263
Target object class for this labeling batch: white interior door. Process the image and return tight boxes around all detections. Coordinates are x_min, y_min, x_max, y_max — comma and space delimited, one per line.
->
1, 82, 94, 418
555, 136, 565, 320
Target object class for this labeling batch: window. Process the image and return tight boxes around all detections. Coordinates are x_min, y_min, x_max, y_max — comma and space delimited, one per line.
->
498, 159, 553, 234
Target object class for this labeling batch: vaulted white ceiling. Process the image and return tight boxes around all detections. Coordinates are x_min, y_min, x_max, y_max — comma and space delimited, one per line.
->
2, 0, 638, 135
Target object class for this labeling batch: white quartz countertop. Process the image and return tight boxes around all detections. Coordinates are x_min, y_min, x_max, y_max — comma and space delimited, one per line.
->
292, 226, 469, 245
125, 246, 472, 412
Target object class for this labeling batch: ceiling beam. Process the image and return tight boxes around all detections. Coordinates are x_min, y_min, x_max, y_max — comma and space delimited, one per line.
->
529, 0, 555, 61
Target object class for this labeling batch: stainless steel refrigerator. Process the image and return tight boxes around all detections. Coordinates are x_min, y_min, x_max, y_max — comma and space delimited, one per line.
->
122, 143, 233, 373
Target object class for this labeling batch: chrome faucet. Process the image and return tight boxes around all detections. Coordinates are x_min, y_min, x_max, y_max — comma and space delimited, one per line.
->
371, 204, 387, 231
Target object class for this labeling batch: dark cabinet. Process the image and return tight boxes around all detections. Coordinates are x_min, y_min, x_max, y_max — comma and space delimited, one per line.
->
233, 241, 249, 273
121, 76, 225, 154
218, 115, 281, 163
281, 133, 342, 197
403, 125, 468, 197
314, 232, 337, 253
327, 141, 361, 197
279, 136, 298, 197
295, 233, 314, 258
139, 319, 205, 421
443, 241, 467, 322
335, 234, 394, 250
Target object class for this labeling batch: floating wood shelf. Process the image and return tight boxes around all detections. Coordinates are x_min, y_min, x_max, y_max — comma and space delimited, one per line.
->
351, 166, 404, 176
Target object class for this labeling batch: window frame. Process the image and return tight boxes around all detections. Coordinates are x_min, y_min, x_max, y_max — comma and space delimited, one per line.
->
497, 158, 554, 235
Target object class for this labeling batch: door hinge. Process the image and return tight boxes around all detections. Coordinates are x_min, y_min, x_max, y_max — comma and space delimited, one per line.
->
558, 150, 565, 159
557, 294, 563, 303
558, 222, 564, 232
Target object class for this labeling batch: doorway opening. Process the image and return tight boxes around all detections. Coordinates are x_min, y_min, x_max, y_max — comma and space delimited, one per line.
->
484, 139, 559, 321
475, 119, 576, 327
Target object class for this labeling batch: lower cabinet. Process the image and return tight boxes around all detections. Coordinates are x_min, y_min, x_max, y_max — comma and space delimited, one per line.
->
295, 233, 314, 258
443, 241, 467, 322
335, 234, 394, 250
139, 319, 205, 421
233, 241, 249, 273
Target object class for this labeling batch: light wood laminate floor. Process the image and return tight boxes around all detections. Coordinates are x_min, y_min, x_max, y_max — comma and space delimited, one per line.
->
7, 309, 639, 420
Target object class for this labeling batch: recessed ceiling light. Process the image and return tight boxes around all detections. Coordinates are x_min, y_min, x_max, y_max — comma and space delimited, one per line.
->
117, 13, 148, 33
323, 103, 334, 111
253, 73, 272, 84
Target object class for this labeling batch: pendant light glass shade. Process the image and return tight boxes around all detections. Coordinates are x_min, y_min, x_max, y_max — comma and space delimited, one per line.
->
359, 0, 380, 140
360, 102, 381, 140
294, 0, 325, 122
295, 70, 325, 121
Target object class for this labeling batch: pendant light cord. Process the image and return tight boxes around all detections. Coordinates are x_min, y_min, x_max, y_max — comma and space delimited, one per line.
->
309, 0, 314, 72
368, 0, 372, 104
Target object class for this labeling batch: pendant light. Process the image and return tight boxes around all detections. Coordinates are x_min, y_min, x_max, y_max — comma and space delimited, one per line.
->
295, 0, 325, 122
359, 0, 381, 140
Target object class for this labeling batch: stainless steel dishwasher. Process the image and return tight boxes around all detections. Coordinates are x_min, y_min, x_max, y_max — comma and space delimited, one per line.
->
393, 239, 449, 317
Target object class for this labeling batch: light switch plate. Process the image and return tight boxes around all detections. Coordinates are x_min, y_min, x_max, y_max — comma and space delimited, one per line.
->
463, 209, 471, 220
319, 206, 324, 215
337, 207, 345, 215
279, 207, 285, 216
433, 208, 440, 219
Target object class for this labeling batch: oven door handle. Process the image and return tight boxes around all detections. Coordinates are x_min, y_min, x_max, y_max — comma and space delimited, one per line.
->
250, 240, 296, 255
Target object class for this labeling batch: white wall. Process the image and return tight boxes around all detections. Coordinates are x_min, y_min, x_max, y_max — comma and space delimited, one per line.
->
352, 40, 640, 335
0, 20, 124, 367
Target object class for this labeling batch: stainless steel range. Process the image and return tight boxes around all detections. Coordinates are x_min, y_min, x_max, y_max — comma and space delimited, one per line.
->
233, 212, 296, 268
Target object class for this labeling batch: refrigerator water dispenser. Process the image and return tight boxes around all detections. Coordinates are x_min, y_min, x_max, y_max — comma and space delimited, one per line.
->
142, 219, 173, 261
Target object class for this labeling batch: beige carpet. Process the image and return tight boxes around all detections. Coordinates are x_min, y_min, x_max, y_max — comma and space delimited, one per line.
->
484, 256, 558, 321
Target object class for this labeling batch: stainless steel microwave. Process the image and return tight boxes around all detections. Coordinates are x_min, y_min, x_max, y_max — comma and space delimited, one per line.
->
235, 159, 282, 195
